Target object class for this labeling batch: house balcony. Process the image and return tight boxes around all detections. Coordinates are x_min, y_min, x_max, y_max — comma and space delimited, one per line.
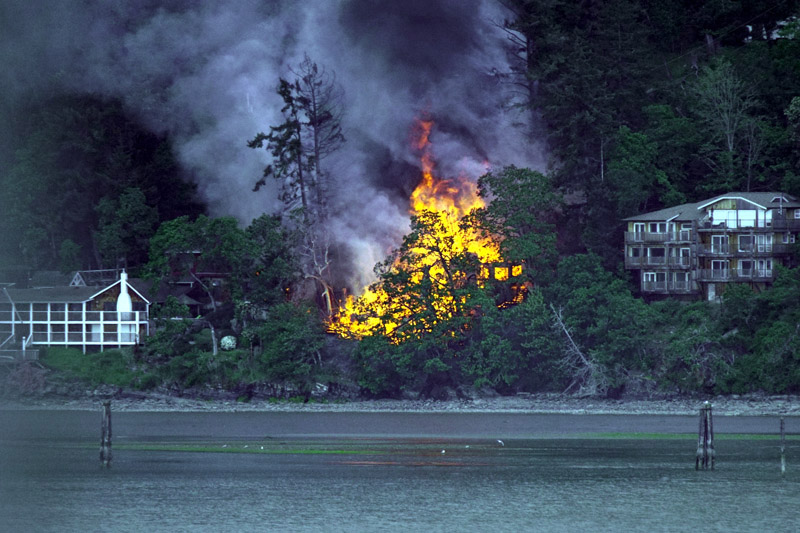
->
4, 310, 149, 348
772, 219, 800, 231
697, 221, 775, 232
641, 280, 697, 294
624, 256, 691, 269
697, 269, 774, 282
696, 244, 731, 256
696, 244, 790, 257
624, 231, 693, 244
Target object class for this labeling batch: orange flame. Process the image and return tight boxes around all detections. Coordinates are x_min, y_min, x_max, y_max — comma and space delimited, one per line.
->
329, 119, 516, 340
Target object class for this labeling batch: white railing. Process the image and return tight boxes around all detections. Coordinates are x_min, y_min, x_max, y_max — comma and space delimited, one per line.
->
21, 310, 148, 324
698, 269, 774, 281
625, 231, 692, 243
642, 280, 695, 293
32, 331, 140, 345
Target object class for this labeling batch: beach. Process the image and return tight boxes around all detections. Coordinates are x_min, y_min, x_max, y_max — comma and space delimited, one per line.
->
2, 391, 799, 417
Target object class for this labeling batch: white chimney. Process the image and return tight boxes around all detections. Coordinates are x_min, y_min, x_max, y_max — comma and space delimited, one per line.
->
117, 270, 132, 313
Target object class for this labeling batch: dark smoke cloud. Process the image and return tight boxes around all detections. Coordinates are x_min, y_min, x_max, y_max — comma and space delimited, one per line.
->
0, 0, 544, 290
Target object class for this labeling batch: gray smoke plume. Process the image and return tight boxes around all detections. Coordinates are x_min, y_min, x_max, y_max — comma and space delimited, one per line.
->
0, 0, 545, 291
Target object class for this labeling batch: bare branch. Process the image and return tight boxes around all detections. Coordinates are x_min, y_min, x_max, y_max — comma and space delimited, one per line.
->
550, 304, 609, 397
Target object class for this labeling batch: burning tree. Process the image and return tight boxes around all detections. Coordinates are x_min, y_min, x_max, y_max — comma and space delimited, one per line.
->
329, 119, 506, 341
329, 119, 565, 396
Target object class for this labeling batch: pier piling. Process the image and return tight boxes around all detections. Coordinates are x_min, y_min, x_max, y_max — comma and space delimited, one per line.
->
100, 400, 112, 467
695, 402, 714, 470
780, 417, 786, 476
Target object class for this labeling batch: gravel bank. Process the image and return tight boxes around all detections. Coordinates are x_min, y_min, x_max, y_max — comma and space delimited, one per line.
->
2, 393, 799, 416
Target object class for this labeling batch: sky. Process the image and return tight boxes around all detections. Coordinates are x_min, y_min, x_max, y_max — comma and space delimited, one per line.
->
0, 0, 545, 289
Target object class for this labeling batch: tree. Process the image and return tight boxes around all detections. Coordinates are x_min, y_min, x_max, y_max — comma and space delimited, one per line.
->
545, 254, 657, 395
293, 53, 345, 218
461, 287, 563, 392
94, 187, 158, 268
606, 126, 685, 217
246, 301, 326, 396
0, 94, 202, 270
250, 79, 308, 213
474, 166, 560, 286
692, 59, 757, 191
345, 209, 490, 395
241, 214, 297, 308
249, 55, 345, 315
146, 215, 250, 313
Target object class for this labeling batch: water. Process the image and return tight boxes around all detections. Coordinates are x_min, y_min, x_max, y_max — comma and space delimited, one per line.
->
1, 412, 797, 532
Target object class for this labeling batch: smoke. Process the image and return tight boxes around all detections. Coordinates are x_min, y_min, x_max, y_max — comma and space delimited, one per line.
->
0, 0, 545, 290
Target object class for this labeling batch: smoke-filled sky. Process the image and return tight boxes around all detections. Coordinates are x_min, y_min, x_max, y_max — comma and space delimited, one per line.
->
0, 0, 545, 289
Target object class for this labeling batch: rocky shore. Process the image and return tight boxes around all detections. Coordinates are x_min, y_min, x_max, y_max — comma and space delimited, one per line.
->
2, 390, 799, 416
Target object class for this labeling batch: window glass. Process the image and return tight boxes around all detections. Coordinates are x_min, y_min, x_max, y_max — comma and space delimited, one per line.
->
739, 210, 756, 227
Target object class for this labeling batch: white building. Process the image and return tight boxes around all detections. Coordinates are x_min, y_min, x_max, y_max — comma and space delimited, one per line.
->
0, 271, 150, 356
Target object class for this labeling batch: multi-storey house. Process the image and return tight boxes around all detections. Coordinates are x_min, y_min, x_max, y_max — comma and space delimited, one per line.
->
623, 192, 800, 301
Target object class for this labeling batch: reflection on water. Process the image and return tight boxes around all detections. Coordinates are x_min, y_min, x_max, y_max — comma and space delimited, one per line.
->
1, 436, 797, 533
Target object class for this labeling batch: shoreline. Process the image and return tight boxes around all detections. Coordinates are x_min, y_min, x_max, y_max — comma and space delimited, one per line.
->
2, 393, 799, 417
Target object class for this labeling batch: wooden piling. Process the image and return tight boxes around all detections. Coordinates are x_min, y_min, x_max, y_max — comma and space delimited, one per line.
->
100, 400, 112, 467
708, 403, 715, 470
696, 402, 714, 470
780, 417, 786, 476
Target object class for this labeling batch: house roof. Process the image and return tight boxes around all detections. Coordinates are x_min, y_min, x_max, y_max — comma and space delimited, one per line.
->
3, 285, 101, 304
623, 200, 704, 222
624, 192, 800, 222
2, 275, 151, 305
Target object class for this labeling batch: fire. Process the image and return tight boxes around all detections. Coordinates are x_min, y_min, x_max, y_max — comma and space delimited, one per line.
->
329, 119, 518, 340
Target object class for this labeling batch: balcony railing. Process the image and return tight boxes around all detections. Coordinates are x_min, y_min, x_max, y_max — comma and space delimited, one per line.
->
625, 231, 693, 244
772, 219, 800, 231
697, 269, 774, 281
30, 331, 140, 344
698, 218, 800, 231
641, 280, 696, 293
625, 256, 691, 268
8, 310, 148, 324
696, 244, 730, 256
697, 243, 790, 257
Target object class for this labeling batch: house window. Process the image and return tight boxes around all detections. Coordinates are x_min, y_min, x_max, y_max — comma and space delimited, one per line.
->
649, 222, 667, 233
739, 260, 753, 277
711, 260, 729, 279
794, 209, 800, 219
680, 223, 692, 240
679, 248, 691, 266
711, 235, 729, 254
738, 235, 753, 252
782, 233, 796, 244
756, 234, 772, 252
712, 209, 737, 227
738, 210, 756, 228
633, 223, 645, 239
648, 247, 666, 264
757, 259, 772, 277
673, 272, 690, 290
643, 271, 666, 290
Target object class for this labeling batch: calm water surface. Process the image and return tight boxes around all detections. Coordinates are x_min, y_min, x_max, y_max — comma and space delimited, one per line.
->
1, 412, 797, 532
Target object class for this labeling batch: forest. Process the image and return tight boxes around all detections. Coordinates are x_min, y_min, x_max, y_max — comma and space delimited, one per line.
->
2, 1, 799, 399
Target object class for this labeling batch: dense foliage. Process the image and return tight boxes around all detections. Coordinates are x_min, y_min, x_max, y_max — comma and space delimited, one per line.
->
0, 95, 203, 271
